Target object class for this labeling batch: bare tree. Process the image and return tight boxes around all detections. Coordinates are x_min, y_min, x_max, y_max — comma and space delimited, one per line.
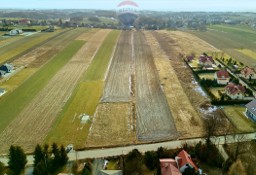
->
204, 113, 221, 147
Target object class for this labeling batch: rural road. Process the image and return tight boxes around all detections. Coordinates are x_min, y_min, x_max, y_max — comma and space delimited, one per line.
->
0, 132, 255, 166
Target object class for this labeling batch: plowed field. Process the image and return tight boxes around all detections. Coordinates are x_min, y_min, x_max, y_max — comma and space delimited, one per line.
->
134, 31, 177, 141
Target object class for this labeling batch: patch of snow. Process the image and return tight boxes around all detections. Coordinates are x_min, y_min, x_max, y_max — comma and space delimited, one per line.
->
200, 106, 218, 115
80, 114, 90, 124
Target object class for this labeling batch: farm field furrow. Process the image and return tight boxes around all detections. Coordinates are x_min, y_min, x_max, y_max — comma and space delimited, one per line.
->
86, 30, 136, 148
13, 28, 88, 67
47, 30, 119, 148
0, 29, 67, 64
0, 29, 91, 96
101, 31, 132, 102
0, 29, 99, 153
151, 31, 209, 137
134, 31, 177, 141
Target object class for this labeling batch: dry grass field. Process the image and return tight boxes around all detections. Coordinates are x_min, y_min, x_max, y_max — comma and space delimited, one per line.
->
0, 30, 109, 153
145, 31, 204, 137
86, 103, 136, 147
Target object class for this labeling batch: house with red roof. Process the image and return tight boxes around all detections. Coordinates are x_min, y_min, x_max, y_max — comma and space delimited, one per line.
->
175, 150, 198, 173
214, 70, 230, 85
199, 54, 214, 67
159, 159, 182, 175
240, 66, 256, 80
225, 83, 246, 99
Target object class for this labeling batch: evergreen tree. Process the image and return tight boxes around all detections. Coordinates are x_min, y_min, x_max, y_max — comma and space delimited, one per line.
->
34, 144, 44, 167
59, 145, 68, 166
8, 146, 27, 174
33, 161, 47, 175
144, 151, 158, 170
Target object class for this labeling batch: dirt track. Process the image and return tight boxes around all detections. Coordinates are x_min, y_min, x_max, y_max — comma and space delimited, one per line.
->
0, 29, 111, 153
134, 31, 177, 141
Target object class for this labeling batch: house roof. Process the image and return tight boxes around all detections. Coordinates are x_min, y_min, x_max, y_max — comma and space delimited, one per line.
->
176, 150, 198, 171
160, 159, 182, 175
199, 55, 214, 64
241, 66, 256, 77
245, 99, 256, 116
225, 83, 246, 95
216, 70, 229, 79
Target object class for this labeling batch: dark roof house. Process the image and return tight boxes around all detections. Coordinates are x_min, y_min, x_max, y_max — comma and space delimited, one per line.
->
245, 99, 256, 122
0, 63, 14, 73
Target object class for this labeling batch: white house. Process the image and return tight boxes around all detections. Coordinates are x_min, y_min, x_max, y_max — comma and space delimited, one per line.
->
214, 70, 230, 85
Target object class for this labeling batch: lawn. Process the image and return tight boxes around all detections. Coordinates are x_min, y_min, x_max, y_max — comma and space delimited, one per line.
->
237, 49, 256, 61
46, 30, 120, 148
0, 29, 66, 64
198, 73, 215, 80
222, 106, 256, 132
209, 87, 223, 99
0, 40, 84, 133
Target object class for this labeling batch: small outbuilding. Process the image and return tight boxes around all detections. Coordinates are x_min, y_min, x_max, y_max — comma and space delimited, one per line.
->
0, 63, 14, 73
245, 99, 256, 122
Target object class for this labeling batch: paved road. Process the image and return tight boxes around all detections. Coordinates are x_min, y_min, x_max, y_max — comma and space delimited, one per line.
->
0, 133, 255, 166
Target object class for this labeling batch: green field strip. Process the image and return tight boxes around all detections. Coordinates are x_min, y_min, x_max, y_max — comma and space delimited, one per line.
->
0, 29, 68, 64
83, 30, 120, 81
0, 40, 85, 133
46, 30, 120, 147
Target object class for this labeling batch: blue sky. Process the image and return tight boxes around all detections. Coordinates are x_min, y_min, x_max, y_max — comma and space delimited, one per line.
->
0, 0, 256, 12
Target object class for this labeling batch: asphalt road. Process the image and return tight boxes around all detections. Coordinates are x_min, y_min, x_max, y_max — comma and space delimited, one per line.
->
0, 133, 255, 166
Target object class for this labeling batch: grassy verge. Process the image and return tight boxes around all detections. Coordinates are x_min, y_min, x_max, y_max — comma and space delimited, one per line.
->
46, 30, 120, 147
0, 40, 84, 132
223, 106, 256, 132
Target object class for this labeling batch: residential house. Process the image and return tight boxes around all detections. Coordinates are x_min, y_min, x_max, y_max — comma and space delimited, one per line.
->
175, 150, 198, 173
225, 83, 246, 99
160, 159, 182, 175
214, 70, 230, 85
0, 70, 6, 77
100, 170, 123, 175
0, 63, 14, 73
199, 54, 214, 67
245, 99, 256, 122
240, 66, 256, 79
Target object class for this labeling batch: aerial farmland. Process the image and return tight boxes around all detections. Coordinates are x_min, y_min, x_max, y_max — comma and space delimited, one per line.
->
0, 11, 256, 157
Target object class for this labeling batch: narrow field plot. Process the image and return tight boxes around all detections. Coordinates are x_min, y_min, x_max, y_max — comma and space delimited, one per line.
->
46, 29, 114, 149
75, 29, 98, 41
146, 31, 205, 137
0, 30, 109, 153
13, 28, 88, 68
0, 35, 23, 47
223, 106, 256, 132
86, 103, 136, 147
46, 81, 104, 148
0, 29, 65, 64
102, 31, 132, 102
198, 73, 215, 80
134, 31, 177, 141
158, 30, 218, 55
0, 68, 37, 92
83, 30, 120, 81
